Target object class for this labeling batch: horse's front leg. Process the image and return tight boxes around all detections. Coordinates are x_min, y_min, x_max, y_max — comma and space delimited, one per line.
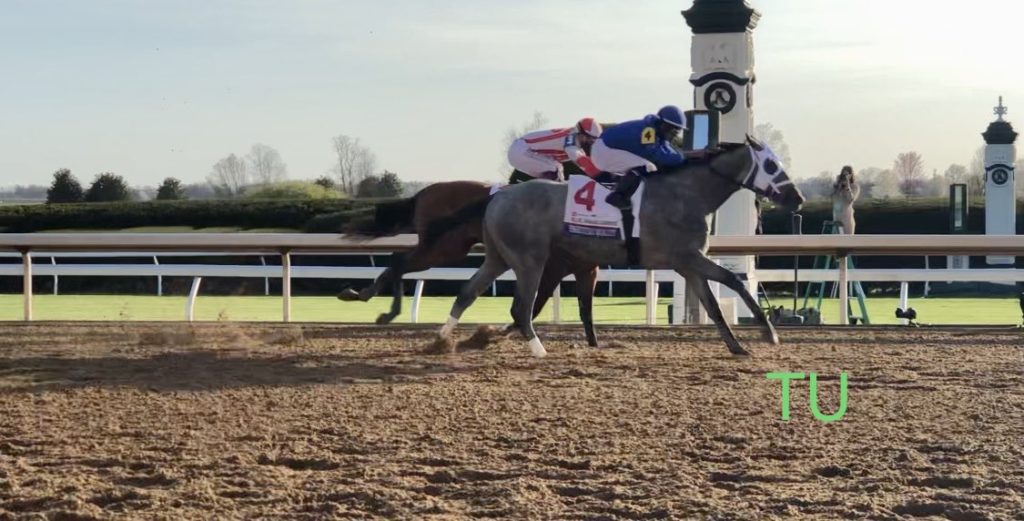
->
682, 254, 778, 345
678, 270, 749, 357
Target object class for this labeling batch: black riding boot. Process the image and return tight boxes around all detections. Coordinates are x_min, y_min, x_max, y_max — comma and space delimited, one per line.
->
605, 171, 642, 210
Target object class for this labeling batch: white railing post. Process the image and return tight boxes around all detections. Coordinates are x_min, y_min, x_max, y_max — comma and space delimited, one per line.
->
51, 256, 57, 296
411, 280, 425, 323
899, 282, 909, 326
22, 250, 32, 321
838, 255, 849, 325
260, 256, 269, 296
671, 272, 686, 325
282, 250, 292, 323
552, 284, 561, 324
153, 256, 162, 296
645, 270, 656, 325
186, 276, 202, 321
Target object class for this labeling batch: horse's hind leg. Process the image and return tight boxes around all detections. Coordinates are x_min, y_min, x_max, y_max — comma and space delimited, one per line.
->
683, 254, 778, 345
511, 263, 549, 358
574, 265, 600, 347
439, 254, 509, 338
489, 257, 566, 342
337, 252, 404, 303
375, 277, 404, 325
679, 271, 749, 357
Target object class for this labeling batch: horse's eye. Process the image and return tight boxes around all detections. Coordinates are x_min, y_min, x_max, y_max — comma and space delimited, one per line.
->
763, 159, 779, 176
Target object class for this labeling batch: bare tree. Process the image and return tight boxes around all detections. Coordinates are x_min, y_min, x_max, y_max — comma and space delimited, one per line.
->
872, 169, 902, 199
498, 111, 548, 176
753, 122, 792, 169
794, 171, 834, 201
246, 144, 288, 184
968, 147, 987, 197
207, 153, 249, 198
944, 164, 969, 184
331, 135, 377, 195
892, 151, 925, 196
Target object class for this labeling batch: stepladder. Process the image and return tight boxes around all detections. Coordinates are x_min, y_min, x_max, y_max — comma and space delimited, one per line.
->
801, 220, 870, 324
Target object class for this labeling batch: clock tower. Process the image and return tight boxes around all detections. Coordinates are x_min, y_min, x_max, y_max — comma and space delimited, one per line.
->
983, 96, 1018, 265
682, 0, 760, 321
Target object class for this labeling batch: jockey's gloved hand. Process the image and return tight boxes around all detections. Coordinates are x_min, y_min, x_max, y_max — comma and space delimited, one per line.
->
684, 149, 710, 160
627, 166, 648, 178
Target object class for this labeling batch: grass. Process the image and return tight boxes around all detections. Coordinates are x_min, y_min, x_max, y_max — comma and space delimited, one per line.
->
0, 294, 1020, 325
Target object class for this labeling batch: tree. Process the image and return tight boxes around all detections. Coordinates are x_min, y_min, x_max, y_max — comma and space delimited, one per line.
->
892, 151, 925, 196
243, 181, 342, 200
46, 168, 84, 204
156, 177, 187, 201
84, 172, 132, 202
355, 171, 403, 198
872, 169, 902, 199
314, 175, 336, 190
968, 147, 987, 197
794, 171, 834, 201
499, 111, 548, 176
331, 135, 376, 195
753, 122, 792, 168
356, 176, 381, 198
246, 144, 288, 184
944, 164, 969, 184
376, 171, 403, 197
923, 170, 947, 198
207, 153, 249, 198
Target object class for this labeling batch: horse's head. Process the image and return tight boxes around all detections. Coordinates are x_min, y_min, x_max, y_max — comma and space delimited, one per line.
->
709, 137, 804, 213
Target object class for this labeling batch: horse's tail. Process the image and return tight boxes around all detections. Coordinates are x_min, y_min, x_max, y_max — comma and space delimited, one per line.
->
348, 195, 419, 236
422, 195, 493, 248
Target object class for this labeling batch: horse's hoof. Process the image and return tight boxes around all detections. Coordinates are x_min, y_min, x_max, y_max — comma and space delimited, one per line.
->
375, 313, 396, 325
528, 337, 548, 358
424, 336, 456, 355
729, 347, 752, 358
456, 325, 499, 351
763, 331, 780, 345
337, 288, 360, 301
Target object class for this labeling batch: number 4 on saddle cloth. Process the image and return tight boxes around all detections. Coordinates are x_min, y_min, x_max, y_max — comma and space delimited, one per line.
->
563, 175, 644, 263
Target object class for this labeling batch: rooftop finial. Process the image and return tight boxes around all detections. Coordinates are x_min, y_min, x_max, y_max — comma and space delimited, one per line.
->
995, 96, 1008, 121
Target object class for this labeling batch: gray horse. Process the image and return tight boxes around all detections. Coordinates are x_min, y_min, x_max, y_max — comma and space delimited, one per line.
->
432, 139, 804, 357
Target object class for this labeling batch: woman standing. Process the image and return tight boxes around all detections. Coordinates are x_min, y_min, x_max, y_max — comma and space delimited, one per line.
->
831, 166, 860, 234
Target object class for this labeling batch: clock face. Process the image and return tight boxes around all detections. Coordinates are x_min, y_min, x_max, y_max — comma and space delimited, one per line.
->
704, 82, 737, 115
992, 168, 1009, 185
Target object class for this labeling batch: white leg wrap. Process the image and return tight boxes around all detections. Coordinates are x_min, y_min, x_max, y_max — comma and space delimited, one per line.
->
439, 316, 458, 337
528, 337, 547, 358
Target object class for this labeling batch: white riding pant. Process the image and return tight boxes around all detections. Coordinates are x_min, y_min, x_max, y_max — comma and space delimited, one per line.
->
508, 139, 563, 179
591, 139, 656, 176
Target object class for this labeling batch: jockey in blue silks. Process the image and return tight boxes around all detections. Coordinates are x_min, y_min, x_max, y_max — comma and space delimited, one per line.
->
591, 105, 688, 209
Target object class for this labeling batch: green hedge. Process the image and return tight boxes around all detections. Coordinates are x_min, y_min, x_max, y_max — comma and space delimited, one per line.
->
762, 198, 990, 235
0, 196, 1008, 235
0, 199, 378, 233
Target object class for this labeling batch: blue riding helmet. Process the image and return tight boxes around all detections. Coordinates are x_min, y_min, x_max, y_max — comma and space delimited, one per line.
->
656, 105, 687, 130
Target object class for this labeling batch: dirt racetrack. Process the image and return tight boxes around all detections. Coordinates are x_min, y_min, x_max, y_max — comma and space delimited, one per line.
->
0, 322, 1022, 520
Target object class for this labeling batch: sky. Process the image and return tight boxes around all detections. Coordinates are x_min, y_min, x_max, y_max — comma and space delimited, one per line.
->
2, 0, 1023, 189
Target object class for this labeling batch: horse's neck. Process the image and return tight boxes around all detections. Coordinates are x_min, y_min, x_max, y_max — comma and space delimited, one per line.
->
657, 167, 740, 216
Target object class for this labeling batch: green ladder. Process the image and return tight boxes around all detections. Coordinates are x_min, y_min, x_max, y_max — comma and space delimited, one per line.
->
801, 220, 870, 324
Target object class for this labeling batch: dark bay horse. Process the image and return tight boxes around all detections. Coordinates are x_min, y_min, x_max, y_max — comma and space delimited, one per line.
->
337, 180, 603, 346
430, 139, 805, 357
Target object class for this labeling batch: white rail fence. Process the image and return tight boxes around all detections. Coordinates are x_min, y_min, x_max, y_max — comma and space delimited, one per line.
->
2, 233, 1023, 325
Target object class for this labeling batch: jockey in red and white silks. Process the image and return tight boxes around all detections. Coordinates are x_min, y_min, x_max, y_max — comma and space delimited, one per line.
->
507, 118, 603, 182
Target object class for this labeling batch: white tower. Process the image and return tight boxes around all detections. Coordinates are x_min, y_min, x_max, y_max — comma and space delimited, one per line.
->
683, 0, 760, 320
983, 96, 1018, 265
